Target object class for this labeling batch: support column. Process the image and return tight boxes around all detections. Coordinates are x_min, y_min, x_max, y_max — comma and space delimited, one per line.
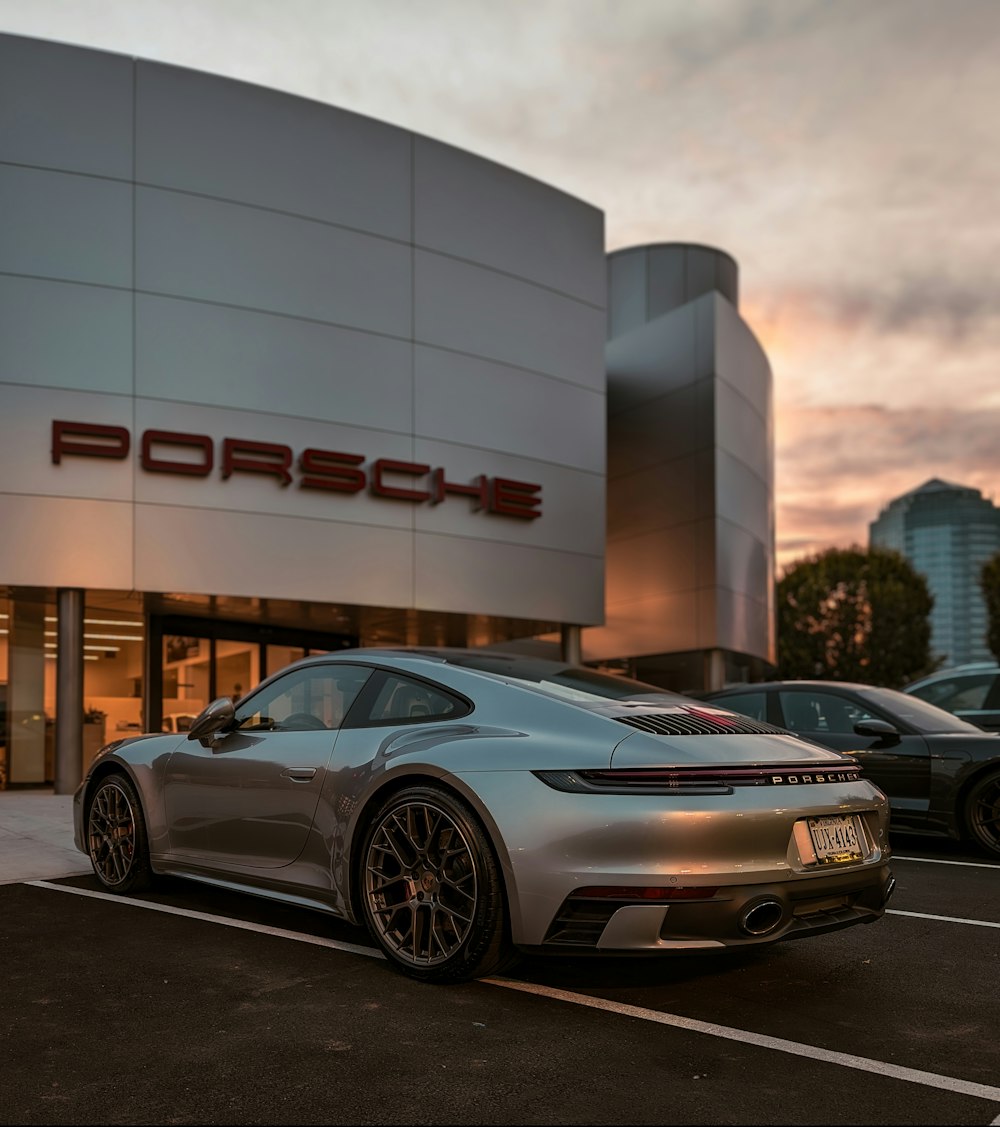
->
703, 648, 726, 693
54, 588, 85, 795
560, 624, 582, 666
8, 597, 46, 785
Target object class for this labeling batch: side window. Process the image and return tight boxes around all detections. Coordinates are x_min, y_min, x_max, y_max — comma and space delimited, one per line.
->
913, 674, 994, 711
779, 691, 876, 735
235, 664, 372, 731
983, 676, 1000, 710
356, 673, 469, 725
709, 692, 768, 722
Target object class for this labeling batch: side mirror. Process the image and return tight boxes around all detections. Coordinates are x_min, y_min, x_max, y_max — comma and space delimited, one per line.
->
854, 718, 900, 745
186, 697, 236, 743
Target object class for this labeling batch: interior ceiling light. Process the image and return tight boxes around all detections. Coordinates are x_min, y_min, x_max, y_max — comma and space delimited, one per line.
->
44, 631, 142, 642
44, 643, 121, 653
44, 616, 143, 627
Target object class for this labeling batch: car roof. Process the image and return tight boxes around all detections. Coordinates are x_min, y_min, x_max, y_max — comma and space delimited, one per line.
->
288, 646, 692, 702
705, 680, 879, 694
282, 649, 608, 680
904, 662, 1000, 688
295, 646, 598, 678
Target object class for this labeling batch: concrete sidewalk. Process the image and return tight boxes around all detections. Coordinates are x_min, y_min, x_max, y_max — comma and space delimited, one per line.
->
0, 789, 91, 884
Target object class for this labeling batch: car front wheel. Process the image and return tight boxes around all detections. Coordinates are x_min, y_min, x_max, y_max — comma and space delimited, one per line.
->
963, 768, 1000, 857
86, 773, 152, 893
360, 785, 516, 983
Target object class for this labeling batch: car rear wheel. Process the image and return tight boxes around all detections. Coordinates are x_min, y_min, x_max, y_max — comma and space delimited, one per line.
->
87, 773, 152, 893
963, 768, 1000, 857
360, 785, 516, 983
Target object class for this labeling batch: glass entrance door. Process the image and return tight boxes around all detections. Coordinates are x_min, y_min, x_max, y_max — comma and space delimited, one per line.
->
148, 616, 356, 734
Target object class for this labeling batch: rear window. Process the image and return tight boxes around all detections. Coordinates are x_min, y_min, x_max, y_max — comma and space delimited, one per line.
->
909, 674, 995, 711
439, 653, 688, 706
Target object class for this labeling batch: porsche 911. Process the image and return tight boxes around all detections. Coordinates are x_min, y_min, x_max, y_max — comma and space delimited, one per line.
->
74, 648, 895, 982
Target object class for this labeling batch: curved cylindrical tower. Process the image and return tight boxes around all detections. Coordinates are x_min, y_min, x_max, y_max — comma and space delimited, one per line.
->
587, 242, 775, 689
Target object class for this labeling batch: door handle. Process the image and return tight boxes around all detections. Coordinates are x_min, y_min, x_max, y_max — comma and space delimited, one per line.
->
281, 767, 318, 781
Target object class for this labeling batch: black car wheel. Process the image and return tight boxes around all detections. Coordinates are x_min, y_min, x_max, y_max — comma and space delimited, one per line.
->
963, 768, 1000, 857
87, 773, 152, 893
360, 785, 516, 983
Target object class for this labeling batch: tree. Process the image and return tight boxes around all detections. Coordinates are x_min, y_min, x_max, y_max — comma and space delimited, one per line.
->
776, 546, 935, 687
980, 553, 1000, 662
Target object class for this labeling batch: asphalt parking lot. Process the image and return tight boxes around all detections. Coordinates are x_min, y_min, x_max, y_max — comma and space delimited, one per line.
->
3, 833, 999, 1126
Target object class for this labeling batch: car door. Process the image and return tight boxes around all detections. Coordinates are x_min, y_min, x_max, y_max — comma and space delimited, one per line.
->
163, 662, 372, 868
775, 687, 932, 823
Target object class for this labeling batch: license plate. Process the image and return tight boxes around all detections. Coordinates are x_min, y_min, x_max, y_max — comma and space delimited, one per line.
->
806, 814, 865, 864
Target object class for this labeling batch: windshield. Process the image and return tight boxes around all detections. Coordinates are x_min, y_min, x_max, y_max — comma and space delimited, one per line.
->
856, 685, 989, 734
438, 653, 689, 706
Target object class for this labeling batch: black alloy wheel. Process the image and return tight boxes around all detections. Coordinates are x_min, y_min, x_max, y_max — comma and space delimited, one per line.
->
360, 785, 515, 983
964, 768, 1000, 858
87, 773, 152, 893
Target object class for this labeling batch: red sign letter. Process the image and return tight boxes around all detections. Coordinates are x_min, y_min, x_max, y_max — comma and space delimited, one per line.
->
370, 459, 431, 502
141, 430, 213, 477
221, 439, 293, 487
298, 449, 366, 493
52, 420, 130, 464
490, 478, 542, 519
430, 469, 489, 511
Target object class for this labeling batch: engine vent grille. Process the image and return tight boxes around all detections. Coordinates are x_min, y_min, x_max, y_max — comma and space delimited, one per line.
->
614, 707, 789, 737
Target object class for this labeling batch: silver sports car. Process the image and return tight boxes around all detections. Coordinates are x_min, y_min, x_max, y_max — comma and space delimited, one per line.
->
74, 649, 895, 983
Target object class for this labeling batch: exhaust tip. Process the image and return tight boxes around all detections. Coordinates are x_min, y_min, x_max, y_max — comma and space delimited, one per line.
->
882, 876, 897, 907
739, 898, 784, 937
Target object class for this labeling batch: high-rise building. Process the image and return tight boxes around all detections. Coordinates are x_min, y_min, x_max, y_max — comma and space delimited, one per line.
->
869, 479, 1000, 666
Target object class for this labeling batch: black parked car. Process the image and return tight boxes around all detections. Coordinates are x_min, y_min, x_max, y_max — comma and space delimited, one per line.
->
701, 680, 1000, 858
903, 662, 1000, 733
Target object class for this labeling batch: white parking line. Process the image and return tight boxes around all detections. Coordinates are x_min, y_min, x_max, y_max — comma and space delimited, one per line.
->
27, 878, 1000, 1114
893, 855, 1000, 870
26, 879, 385, 960
483, 978, 1000, 1108
888, 909, 1000, 929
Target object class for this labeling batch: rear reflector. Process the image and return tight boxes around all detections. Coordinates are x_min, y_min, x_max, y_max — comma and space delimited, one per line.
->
572, 885, 718, 900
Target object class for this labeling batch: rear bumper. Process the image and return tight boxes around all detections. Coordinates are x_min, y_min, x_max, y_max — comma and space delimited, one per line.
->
529, 864, 894, 953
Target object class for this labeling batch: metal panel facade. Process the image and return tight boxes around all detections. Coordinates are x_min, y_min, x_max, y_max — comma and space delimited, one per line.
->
0, 34, 606, 626
135, 61, 412, 240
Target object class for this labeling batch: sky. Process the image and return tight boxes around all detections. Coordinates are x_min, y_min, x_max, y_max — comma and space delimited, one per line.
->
2, 0, 998, 573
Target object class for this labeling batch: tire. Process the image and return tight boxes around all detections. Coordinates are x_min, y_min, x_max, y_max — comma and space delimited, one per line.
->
359, 785, 517, 983
86, 772, 152, 893
963, 768, 1000, 858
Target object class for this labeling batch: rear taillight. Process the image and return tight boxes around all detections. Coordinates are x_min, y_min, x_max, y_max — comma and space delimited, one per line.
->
534, 763, 862, 796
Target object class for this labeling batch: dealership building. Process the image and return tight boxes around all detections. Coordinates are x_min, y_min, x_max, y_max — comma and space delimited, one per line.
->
0, 32, 775, 792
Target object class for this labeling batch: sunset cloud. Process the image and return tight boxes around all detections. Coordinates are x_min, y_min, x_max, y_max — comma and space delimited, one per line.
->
775, 403, 1000, 571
